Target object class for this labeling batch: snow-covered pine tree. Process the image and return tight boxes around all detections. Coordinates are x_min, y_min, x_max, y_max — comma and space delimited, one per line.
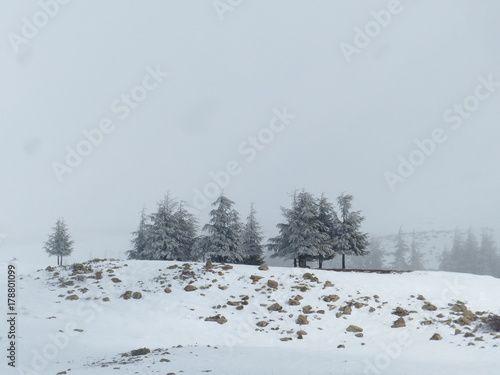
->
332, 193, 369, 269
364, 236, 385, 270
409, 231, 425, 271
269, 191, 330, 268
202, 194, 243, 263
44, 218, 74, 265
145, 194, 183, 260
127, 207, 150, 260
316, 194, 336, 268
391, 227, 409, 270
240, 204, 264, 265
173, 202, 198, 261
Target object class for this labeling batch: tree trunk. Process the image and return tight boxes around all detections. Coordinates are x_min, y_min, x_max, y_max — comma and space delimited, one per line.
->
342, 254, 346, 269
60, 256, 63, 266
318, 256, 323, 269
294, 258, 297, 268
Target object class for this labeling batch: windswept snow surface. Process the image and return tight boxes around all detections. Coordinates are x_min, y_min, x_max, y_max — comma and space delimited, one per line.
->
1, 260, 499, 375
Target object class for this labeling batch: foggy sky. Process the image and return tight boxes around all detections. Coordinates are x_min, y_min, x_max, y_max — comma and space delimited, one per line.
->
1, 0, 500, 264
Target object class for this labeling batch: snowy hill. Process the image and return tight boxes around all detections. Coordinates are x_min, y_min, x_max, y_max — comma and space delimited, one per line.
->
2, 260, 500, 375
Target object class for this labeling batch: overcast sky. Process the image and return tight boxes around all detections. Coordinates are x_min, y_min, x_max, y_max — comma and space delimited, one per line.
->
1, 0, 500, 264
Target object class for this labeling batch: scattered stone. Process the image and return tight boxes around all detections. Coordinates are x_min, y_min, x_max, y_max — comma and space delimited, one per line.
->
250, 275, 264, 283
323, 295, 340, 303
258, 265, 269, 271
455, 316, 472, 326
391, 317, 406, 328
346, 325, 363, 333
65, 295, 79, 301
205, 260, 213, 269
280, 337, 292, 341
74, 329, 84, 332
354, 302, 364, 309
341, 305, 352, 315
355, 333, 364, 338
288, 299, 301, 306
417, 295, 426, 300
204, 315, 227, 324
121, 291, 133, 300
184, 285, 198, 292
430, 333, 442, 341
46, 266, 55, 272
132, 292, 142, 299
454, 329, 462, 335
218, 285, 228, 290
393, 307, 409, 317
256, 321, 268, 327
303, 273, 319, 282
95, 271, 103, 280
130, 348, 151, 356
422, 302, 437, 311
369, 307, 376, 313
111, 278, 122, 283
267, 280, 279, 289
464, 332, 475, 338
222, 265, 233, 270
160, 358, 170, 362
102, 297, 110, 302
164, 287, 172, 293
323, 281, 334, 288
296, 315, 309, 325
421, 320, 432, 326
302, 305, 313, 314
337, 345, 345, 349
268, 303, 283, 312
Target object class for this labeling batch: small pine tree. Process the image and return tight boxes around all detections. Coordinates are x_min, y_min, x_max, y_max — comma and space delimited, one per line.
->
448, 228, 465, 272
439, 245, 453, 271
409, 231, 425, 271
202, 194, 243, 263
333, 193, 369, 269
173, 202, 198, 261
391, 227, 409, 270
240, 204, 264, 265
127, 207, 150, 260
44, 218, 74, 265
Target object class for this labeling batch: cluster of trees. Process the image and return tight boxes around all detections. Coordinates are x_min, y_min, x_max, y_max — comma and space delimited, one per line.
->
439, 228, 500, 277
390, 227, 426, 271
127, 191, 370, 269
44, 218, 74, 265
269, 191, 369, 269
127, 194, 265, 265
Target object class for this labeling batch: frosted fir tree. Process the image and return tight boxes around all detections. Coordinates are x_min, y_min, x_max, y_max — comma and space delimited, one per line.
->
270, 191, 330, 268
127, 207, 150, 260
409, 231, 425, 271
44, 218, 74, 265
391, 227, 409, 270
363, 236, 385, 270
146, 194, 183, 261
202, 194, 243, 263
333, 193, 369, 269
316, 194, 336, 268
173, 202, 198, 261
240, 204, 264, 265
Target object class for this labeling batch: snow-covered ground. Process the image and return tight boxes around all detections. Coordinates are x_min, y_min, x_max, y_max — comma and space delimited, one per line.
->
1, 260, 499, 375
